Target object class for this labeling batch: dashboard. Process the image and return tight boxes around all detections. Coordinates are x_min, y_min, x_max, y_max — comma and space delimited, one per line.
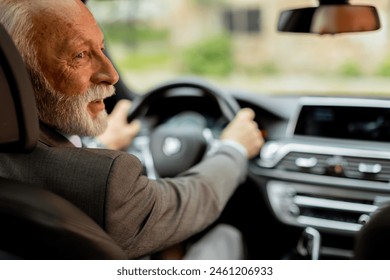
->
246, 95, 390, 259
126, 87, 390, 259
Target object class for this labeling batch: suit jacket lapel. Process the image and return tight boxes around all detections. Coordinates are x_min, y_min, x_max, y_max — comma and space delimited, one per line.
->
39, 122, 75, 148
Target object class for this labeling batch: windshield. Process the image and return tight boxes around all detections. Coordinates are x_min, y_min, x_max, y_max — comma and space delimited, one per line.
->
87, 0, 390, 97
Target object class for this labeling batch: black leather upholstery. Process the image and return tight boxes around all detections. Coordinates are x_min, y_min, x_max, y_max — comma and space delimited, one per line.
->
0, 21, 38, 152
354, 205, 390, 260
0, 22, 126, 259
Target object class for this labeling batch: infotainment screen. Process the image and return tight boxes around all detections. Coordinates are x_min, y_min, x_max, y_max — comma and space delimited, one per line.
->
294, 105, 390, 142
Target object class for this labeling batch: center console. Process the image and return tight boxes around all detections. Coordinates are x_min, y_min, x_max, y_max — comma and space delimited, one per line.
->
252, 97, 390, 258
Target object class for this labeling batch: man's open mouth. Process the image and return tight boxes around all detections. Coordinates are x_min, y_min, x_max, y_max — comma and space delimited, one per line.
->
87, 99, 106, 118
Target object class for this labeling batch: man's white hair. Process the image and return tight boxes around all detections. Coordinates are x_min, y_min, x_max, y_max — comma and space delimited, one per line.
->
0, 0, 60, 124
0, 0, 39, 75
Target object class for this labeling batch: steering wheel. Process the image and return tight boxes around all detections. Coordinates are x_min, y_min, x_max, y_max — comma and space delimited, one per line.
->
127, 78, 241, 179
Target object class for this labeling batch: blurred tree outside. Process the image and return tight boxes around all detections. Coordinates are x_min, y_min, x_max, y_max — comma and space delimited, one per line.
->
182, 35, 234, 76
375, 56, 390, 77
339, 60, 363, 77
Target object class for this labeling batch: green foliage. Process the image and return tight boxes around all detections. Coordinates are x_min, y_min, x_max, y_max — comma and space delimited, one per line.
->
101, 23, 169, 45
260, 62, 279, 76
191, 0, 227, 6
339, 60, 362, 77
182, 35, 234, 76
375, 56, 390, 77
238, 62, 280, 77
117, 52, 171, 71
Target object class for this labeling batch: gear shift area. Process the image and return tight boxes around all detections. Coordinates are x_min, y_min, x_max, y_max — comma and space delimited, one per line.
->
296, 227, 321, 260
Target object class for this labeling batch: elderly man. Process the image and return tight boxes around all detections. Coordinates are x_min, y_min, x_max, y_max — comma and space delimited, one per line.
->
0, 0, 263, 259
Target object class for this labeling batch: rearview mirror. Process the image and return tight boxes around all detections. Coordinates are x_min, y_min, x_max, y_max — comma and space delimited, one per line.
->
278, 5, 380, 35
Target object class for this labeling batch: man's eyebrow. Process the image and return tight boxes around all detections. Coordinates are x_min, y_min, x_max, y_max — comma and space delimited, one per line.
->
67, 37, 104, 50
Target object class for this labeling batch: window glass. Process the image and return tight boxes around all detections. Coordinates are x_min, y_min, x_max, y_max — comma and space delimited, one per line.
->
88, 0, 390, 97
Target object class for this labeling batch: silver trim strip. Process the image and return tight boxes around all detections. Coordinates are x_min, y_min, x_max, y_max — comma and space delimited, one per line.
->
294, 196, 378, 213
320, 247, 353, 259
258, 142, 390, 169
132, 136, 159, 179
297, 216, 362, 232
252, 167, 390, 192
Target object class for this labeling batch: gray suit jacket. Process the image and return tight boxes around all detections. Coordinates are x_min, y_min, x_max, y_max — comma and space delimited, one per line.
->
0, 123, 247, 258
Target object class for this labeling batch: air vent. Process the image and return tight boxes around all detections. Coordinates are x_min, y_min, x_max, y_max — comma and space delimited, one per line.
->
343, 156, 390, 183
276, 152, 331, 175
266, 181, 390, 234
276, 152, 390, 183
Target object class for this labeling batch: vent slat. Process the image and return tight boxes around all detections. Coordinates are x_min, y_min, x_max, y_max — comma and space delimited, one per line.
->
276, 152, 390, 183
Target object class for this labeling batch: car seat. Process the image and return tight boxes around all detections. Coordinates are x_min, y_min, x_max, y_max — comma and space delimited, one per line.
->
0, 22, 126, 260
354, 205, 390, 259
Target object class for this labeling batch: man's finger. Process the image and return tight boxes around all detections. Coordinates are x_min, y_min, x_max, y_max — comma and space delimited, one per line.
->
110, 99, 132, 119
125, 120, 141, 137
235, 108, 255, 121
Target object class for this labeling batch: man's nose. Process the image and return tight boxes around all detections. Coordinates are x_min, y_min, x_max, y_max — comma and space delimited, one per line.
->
91, 51, 119, 85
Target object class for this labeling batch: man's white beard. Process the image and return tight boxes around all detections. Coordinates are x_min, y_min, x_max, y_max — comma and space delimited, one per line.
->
33, 72, 115, 136
50, 85, 113, 136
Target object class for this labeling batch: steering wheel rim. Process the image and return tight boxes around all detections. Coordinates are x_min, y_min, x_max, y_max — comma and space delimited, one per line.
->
127, 78, 240, 123
127, 78, 241, 178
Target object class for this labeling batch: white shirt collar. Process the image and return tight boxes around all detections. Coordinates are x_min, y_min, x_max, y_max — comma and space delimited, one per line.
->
64, 134, 83, 148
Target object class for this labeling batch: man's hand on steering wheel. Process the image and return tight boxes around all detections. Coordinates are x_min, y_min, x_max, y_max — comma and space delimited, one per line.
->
220, 108, 264, 159
99, 100, 263, 160
97, 99, 141, 150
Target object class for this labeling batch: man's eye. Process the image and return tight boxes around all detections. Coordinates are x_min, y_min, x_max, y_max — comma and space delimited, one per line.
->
75, 52, 86, 59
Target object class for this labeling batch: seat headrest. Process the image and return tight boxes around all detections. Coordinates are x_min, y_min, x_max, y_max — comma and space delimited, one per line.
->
0, 23, 39, 152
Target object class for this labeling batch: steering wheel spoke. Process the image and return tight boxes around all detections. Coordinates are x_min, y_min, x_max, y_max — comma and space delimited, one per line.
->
130, 135, 160, 179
